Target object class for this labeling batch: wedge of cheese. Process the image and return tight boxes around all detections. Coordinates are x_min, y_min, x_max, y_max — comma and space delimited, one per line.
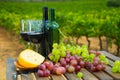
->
18, 49, 45, 68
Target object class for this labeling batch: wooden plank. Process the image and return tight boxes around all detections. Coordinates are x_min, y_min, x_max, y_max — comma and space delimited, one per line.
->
64, 72, 82, 80
21, 73, 35, 80
99, 51, 120, 61
104, 66, 120, 80
92, 71, 113, 80
31, 73, 37, 80
51, 74, 67, 80
6, 58, 16, 80
17, 75, 22, 80
108, 59, 114, 67
81, 68, 98, 80
34, 73, 50, 80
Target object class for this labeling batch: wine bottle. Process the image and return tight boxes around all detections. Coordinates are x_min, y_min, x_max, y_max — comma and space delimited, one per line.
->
40, 6, 49, 58
47, 8, 59, 52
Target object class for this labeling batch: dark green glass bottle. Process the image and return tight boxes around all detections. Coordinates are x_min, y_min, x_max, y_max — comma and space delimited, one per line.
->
40, 6, 49, 58
47, 8, 59, 52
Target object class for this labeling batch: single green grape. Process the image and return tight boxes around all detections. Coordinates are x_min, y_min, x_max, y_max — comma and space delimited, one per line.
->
53, 43, 58, 48
75, 46, 81, 55
77, 72, 83, 78
89, 54, 95, 59
52, 49, 56, 54
112, 66, 118, 73
71, 50, 76, 55
53, 57, 57, 62
60, 51, 66, 57
55, 54, 60, 59
81, 49, 88, 54
49, 54, 54, 61
114, 60, 120, 66
52, 49, 60, 55
82, 53, 87, 58
82, 53, 89, 58
105, 58, 109, 65
60, 46, 66, 52
99, 54, 106, 60
70, 48, 74, 54
54, 55, 60, 62
66, 44, 71, 49
77, 48, 82, 55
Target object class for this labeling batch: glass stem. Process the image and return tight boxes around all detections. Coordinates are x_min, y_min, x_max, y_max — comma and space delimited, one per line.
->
35, 44, 38, 52
27, 42, 31, 49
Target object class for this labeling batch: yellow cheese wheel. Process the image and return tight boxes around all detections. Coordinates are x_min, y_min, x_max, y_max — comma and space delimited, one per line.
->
18, 49, 45, 68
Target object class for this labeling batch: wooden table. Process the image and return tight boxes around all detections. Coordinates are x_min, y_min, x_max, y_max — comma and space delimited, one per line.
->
6, 51, 120, 80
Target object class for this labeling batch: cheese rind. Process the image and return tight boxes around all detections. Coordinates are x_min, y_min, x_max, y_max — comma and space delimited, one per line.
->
18, 49, 45, 68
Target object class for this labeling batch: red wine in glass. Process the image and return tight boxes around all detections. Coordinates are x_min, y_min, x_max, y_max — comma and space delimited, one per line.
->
28, 32, 43, 44
20, 32, 30, 42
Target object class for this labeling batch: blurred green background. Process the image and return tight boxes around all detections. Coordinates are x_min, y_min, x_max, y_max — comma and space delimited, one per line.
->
0, 0, 120, 55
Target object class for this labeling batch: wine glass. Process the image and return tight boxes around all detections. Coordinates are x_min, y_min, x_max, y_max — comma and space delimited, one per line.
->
27, 20, 43, 52
20, 20, 31, 48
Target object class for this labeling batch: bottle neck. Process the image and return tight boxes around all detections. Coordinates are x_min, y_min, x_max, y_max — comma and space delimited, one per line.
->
43, 7, 48, 21
50, 8, 55, 21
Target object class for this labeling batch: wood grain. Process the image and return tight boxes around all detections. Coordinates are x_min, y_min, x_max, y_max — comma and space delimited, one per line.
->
6, 58, 16, 80
81, 68, 98, 80
104, 66, 120, 80
64, 72, 82, 80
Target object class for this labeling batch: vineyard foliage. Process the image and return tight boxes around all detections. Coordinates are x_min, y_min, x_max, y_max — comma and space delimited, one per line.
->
0, 0, 120, 52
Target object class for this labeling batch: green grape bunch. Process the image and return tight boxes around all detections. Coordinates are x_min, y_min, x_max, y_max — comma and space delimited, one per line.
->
112, 60, 120, 73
